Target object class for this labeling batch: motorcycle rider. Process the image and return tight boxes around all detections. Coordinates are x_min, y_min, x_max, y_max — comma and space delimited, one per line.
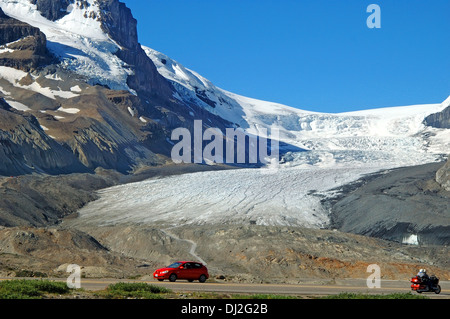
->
417, 269, 431, 290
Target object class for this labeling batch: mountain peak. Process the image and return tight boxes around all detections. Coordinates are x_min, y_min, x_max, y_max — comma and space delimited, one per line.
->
0, 0, 172, 95
17, 0, 140, 50
97, 0, 138, 50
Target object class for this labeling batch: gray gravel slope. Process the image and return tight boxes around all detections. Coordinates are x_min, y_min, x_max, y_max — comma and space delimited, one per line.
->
328, 161, 450, 245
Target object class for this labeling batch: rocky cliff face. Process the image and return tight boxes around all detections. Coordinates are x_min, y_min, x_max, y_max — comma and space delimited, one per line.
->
97, 0, 174, 97
0, 8, 53, 71
424, 105, 450, 129
29, 0, 73, 21
436, 157, 450, 191
426, 101, 450, 190
0, 172, 119, 226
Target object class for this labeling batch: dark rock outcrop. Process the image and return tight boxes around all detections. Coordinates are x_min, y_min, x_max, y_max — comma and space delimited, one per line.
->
0, 8, 53, 71
328, 162, 450, 246
424, 105, 450, 129
436, 157, 450, 191
0, 8, 44, 46
97, 0, 174, 97
0, 173, 116, 227
29, 0, 74, 21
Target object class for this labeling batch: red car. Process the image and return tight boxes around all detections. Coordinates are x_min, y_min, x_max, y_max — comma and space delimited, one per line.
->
153, 261, 209, 283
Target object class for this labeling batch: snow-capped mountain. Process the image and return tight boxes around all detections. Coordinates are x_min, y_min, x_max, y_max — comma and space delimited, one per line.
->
0, 0, 231, 175
144, 46, 450, 169
1, 0, 130, 90
0, 0, 448, 176
0, 0, 174, 96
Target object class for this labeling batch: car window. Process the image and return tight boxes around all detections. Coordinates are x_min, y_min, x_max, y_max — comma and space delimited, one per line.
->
194, 263, 202, 268
167, 262, 182, 268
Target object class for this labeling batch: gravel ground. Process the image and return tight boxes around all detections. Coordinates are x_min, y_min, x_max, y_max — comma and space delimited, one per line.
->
326, 161, 450, 245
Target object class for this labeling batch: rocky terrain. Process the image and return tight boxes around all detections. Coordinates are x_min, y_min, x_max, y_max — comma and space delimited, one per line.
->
436, 157, 450, 191
1, 220, 449, 282
0, 226, 154, 278
328, 161, 450, 246
0, 172, 116, 227
425, 103, 450, 129
0, 8, 53, 71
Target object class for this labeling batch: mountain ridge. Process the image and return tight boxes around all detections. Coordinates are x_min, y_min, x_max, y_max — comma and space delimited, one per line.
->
0, 0, 237, 176
1, 0, 449, 178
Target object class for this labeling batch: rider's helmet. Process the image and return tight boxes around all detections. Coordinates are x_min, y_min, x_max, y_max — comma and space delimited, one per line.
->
418, 269, 426, 276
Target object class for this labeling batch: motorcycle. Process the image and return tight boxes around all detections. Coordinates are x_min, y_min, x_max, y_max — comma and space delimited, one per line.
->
411, 275, 441, 294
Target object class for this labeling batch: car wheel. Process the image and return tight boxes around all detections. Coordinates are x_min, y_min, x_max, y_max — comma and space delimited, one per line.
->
199, 274, 207, 283
169, 274, 177, 282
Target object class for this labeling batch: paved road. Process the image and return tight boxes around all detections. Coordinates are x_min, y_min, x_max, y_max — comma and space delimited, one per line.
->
2, 277, 448, 299
85, 278, 450, 299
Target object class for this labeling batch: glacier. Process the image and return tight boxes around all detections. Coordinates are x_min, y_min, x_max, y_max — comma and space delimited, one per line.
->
73, 79, 449, 228
73, 51, 449, 229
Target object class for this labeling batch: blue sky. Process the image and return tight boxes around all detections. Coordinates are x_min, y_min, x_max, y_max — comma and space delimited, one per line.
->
124, 0, 450, 113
